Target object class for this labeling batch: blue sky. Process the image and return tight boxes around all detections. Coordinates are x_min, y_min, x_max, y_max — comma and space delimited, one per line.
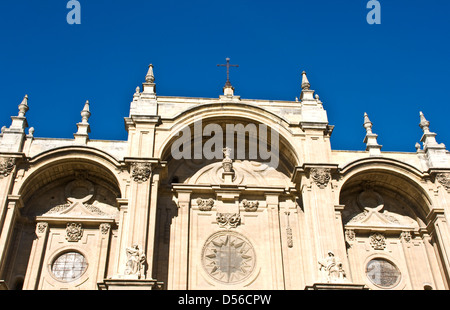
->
0, 0, 449, 152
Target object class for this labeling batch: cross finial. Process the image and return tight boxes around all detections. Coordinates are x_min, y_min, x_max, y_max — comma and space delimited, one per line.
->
217, 58, 239, 88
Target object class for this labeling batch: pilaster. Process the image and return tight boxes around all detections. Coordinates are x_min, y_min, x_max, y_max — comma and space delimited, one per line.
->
168, 189, 191, 289
23, 222, 49, 290
0, 195, 22, 279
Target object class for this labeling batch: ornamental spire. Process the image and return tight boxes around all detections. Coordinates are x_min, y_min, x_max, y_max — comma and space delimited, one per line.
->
80, 100, 91, 124
419, 111, 430, 134
142, 64, 157, 98
145, 64, 155, 83
18, 95, 29, 117
74, 100, 91, 144
301, 71, 311, 90
363, 112, 382, 156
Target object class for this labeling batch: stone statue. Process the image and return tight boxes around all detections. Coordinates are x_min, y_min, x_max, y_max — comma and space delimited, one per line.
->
318, 251, 347, 283
124, 244, 146, 278
222, 147, 233, 172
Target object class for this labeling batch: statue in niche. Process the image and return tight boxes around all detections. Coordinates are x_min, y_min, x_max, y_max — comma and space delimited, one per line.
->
318, 251, 348, 283
124, 244, 146, 278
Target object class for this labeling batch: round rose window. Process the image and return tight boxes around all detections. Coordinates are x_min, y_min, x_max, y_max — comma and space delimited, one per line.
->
51, 251, 88, 282
366, 258, 401, 288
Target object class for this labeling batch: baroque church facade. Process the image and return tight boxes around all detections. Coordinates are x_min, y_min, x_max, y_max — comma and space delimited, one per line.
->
0, 63, 449, 290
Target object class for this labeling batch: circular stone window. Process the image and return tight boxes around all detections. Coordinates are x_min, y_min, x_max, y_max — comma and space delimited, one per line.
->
51, 251, 88, 282
202, 231, 256, 284
366, 258, 401, 288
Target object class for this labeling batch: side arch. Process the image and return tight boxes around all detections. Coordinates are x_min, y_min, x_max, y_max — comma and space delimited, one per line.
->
338, 157, 432, 220
15, 146, 124, 203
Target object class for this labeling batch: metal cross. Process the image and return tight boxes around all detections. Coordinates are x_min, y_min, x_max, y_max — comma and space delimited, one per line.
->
217, 58, 239, 87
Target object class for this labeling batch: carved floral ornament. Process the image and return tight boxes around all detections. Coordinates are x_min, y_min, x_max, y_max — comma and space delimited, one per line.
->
216, 213, 241, 228
100, 223, 111, 235
131, 162, 152, 183
0, 157, 15, 177
436, 173, 450, 191
370, 233, 386, 250
197, 198, 214, 211
240, 199, 259, 212
66, 223, 83, 242
36, 222, 48, 234
310, 167, 331, 189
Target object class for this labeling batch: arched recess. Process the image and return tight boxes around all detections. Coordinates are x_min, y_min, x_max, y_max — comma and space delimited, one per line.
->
3, 146, 124, 290
338, 157, 432, 223
337, 158, 444, 290
156, 103, 300, 186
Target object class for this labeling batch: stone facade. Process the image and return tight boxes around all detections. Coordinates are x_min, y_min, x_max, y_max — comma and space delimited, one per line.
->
0, 64, 449, 290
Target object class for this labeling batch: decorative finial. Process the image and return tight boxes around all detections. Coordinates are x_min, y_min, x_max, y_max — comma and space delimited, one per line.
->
18, 95, 29, 117
363, 112, 373, 134
415, 142, 421, 152
80, 100, 91, 124
419, 111, 430, 133
28, 127, 35, 137
145, 64, 155, 83
363, 112, 381, 156
301, 71, 311, 90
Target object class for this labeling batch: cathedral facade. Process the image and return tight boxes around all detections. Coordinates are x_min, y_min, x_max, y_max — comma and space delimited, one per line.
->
0, 64, 449, 290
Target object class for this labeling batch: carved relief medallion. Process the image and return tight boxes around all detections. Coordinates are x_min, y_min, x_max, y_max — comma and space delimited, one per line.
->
310, 168, 331, 189
202, 231, 256, 284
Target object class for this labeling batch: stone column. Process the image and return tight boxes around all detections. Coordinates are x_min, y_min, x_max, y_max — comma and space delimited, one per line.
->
168, 190, 191, 289
23, 222, 49, 290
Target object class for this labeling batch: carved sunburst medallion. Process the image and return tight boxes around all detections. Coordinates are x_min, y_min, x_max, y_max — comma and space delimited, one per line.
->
202, 231, 255, 284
